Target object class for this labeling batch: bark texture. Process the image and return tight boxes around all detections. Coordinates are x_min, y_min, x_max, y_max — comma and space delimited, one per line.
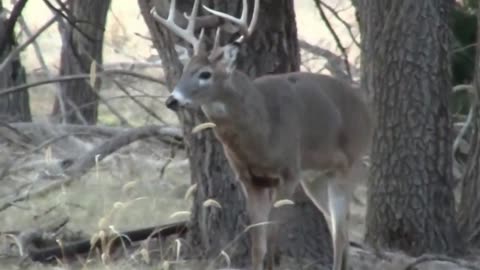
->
139, 0, 331, 268
458, 6, 480, 248
51, 0, 111, 124
0, 1, 31, 122
356, 0, 462, 255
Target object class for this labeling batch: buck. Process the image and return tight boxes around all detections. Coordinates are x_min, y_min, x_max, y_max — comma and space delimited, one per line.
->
151, 0, 373, 269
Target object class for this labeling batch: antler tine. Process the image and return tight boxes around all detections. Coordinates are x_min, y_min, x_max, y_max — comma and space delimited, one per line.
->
150, 0, 204, 54
247, 0, 260, 37
212, 27, 222, 52
184, 0, 201, 33
202, 0, 260, 40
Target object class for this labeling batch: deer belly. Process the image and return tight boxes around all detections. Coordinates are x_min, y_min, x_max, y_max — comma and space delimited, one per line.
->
247, 166, 281, 188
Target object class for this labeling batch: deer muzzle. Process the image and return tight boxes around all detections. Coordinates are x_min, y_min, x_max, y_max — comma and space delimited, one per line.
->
165, 95, 180, 111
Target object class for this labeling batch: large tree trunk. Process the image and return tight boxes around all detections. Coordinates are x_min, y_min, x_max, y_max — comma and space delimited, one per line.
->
0, 1, 31, 122
458, 6, 480, 248
51, 0, 111, 125
139, 0, 331, 268
356, 0, 463, 255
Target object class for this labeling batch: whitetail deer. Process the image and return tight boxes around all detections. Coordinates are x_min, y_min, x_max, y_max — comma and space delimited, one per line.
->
151, 0, 373, 269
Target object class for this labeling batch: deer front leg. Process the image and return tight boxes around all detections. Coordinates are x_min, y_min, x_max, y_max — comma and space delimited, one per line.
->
244, 182, 273, 270
266, 169, 301, 270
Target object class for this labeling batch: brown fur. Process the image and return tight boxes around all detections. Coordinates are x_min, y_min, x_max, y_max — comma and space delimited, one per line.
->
153, 0, 373, 268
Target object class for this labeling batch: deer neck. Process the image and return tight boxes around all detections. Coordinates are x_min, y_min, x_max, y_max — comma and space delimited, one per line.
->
201, 71, 270, 143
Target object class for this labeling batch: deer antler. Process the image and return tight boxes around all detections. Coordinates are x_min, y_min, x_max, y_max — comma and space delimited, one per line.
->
150, 0, 206, 54
202, 0, 260, 42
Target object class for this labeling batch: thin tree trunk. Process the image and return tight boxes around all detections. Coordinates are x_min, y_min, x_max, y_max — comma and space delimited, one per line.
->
0, 1, 31, 122
356, 0, 463, 255
458, 5, 480, 248
139, 0, 332, 268
51, 0, 111, 125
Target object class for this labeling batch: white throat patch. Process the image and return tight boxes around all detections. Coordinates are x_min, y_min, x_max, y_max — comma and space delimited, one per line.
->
201, 102, 228, 118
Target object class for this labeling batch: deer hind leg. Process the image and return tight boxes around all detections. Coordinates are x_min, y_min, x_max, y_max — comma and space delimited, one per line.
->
300, 168, 350, 270
244, 182, 274, 270
327, 179, 350, 270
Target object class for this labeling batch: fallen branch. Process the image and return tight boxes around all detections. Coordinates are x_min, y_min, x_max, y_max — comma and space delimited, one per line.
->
5, 122, 182, 145
404, 254, 480, 270
0, 124, 183, 211
64, 125, 183, 177
4, 221, 187, 263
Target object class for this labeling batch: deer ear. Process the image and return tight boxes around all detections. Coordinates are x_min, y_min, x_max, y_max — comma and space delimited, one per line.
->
221, 44, 239, 73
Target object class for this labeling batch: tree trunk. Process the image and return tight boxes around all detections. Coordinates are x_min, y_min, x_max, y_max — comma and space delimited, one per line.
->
51, 0, 111, 125
139, 0, 332, 268
356, 0, 463, 255
0, 1, 31, 122
458, 6, 480, 248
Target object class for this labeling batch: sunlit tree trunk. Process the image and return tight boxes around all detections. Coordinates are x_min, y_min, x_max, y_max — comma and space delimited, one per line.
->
355, 0, 463, 255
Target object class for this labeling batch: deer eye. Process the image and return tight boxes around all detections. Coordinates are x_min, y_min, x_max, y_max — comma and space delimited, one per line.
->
198, 71, 212, 80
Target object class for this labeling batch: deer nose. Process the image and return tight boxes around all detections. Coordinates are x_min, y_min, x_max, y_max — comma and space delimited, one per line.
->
165, 95, 179, 111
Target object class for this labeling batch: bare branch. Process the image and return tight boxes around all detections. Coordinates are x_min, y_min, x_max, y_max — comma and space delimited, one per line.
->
16, 15, 68, 121
313, 0, 352, 79
0, 69, 166, 97
110, 78, 166, 123
0, 14, 58, 73
299, 39, 357, 83
318, 0, 360, 48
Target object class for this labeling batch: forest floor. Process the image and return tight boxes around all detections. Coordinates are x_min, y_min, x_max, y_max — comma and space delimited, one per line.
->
1, 1, 478, 269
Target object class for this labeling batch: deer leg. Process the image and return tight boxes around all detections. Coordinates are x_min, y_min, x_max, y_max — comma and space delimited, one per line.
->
244, 182, 274, 270
299, 170, 336, 268
327, 179, 350, 270
266, 171, 300, 270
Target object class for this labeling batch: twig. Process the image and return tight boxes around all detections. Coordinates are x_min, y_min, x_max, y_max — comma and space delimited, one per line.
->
0, 69, 166, 96
16, 15, 68, 121
318, 0, 360, 48
159, 145, 177, 179
313, 0, 352, 79
299, 39, 356, 83
48, 94, 166, 124
452, 84, 476, 182
0, 14, 58, 73
111, 78, 166, 123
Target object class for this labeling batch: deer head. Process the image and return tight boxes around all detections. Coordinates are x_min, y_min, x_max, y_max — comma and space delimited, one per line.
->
150, 0, 260, 111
